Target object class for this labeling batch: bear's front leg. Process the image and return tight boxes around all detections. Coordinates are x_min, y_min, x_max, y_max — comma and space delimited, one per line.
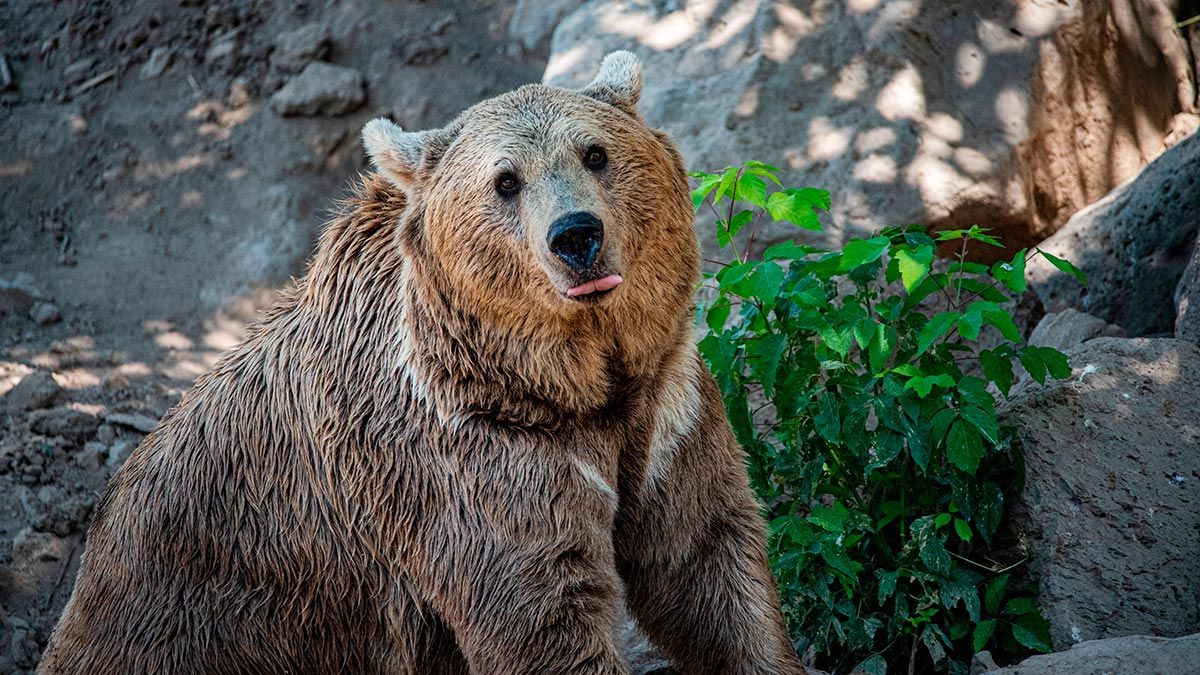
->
616, 363, 806, 675
405, 440, 631, 675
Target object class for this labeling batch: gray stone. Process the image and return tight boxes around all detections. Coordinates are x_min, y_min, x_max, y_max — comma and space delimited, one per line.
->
105, 411, 159, 434
508, 0, 584, 51
981, 633, 1200, 675
1001, 338, 1200, 648
107, 437, 138, 467
272, 22, 331, 74
77, 441, 106, 471
29, 407, 100, 442
0, 276, 44, 316
1027, 309, 1124, 352
2, 371, 60, 411
1028, 131, 1200, 336
270, 61, 365, 117
29, 301, 60, 325
139, 47, 172, 80
1175, 239, 1200, 345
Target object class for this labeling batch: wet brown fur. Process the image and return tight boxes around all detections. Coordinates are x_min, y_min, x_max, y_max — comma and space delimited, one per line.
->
41, 62, 804, 674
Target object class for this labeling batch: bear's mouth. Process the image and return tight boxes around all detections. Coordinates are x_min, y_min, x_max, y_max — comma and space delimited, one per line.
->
565, 273, 623, 302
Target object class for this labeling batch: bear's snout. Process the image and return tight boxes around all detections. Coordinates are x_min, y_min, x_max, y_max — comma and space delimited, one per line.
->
548, 212, 604, 273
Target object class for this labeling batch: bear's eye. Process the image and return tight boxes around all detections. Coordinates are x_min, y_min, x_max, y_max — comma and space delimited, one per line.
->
494, 172, 521, 198
582, 146, 607, 171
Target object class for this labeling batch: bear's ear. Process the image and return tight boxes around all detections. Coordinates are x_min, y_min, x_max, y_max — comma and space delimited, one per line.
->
581, 50, 643, 115
362, 118, 432, 192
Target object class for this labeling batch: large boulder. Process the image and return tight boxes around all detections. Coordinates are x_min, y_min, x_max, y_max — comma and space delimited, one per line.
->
1028, 131, 1200, 336
981, 633, 1200, 675
1000, 337, 1200, 649
1176, 240, 1200, 345
544, 0, 1189, 254
1027, 309, 1124, 352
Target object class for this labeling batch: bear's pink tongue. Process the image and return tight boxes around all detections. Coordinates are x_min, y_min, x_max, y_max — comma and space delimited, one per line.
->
566, 274, 623, 298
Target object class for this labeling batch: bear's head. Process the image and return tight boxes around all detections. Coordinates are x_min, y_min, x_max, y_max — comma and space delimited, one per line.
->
361, 52, 699, 382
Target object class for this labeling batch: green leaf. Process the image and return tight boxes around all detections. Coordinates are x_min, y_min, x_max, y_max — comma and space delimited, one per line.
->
763, 240, 822, 260
748, 332, 787, 396
851, 654, 887, 675
876, 570, 898, 604
980, 348, 1015, 396
820, 545, 861, 579
974, 481, 1004, 545
735, 173, 768, 207
954, 518, 973, 542
918, 312, 960, 355
904, 373, 955, 398
809, 501, 851, 532
866, 431, 904, 475
940, 569, 982, 622
912, 516, 951, 575
818, 326, 853, 358
934, 513, 952, 528
716, 260, 755, 291
982, 307, 1022, 342
1004, 597, 1039, 616
732, 261, 784, 306
959, 405, 1000, 445
992, 248, 1027, 293
896, 245, 934, 291
868, 322, 891, 374
814, 394, 841, 443
1017, 346, 1048, 384
840, 236, 891, 270
1038, 248, 1087, 287
765, 188, 829, 231
1030, 345, 1071, 380
984, 574, 1010, 615
712, 167, 739, 204
946, 419, 985, 474
958, 310, 984, 341
1011, 623, 1052, 652
690, 173, 721, 210
964, 225, 1004, 247
706, 296, 731, 332
973, 619, 998, 652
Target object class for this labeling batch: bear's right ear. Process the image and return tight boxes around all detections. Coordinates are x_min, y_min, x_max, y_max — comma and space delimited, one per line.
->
362, 118, 432, 192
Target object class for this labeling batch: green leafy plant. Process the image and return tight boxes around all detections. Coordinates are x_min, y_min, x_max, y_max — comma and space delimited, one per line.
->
691, 162, 1085, 673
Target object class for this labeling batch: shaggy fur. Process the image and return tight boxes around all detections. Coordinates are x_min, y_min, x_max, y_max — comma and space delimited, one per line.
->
40, 52, 805, 674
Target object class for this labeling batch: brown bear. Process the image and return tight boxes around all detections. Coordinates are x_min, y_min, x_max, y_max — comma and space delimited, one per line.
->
39, 51, 805, 675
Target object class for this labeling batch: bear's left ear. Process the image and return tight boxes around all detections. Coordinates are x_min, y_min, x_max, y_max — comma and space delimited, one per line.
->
581, 50, 643, 116
362, 118, 433, 193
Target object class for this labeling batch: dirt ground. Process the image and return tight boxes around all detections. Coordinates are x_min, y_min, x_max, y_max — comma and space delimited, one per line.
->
0, 1, 545, 669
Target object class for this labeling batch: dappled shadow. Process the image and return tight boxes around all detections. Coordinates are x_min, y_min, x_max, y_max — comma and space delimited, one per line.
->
545, 0, 1193, 264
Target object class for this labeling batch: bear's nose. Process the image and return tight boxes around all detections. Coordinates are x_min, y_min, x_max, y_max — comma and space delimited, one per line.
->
547, 212, 604, 272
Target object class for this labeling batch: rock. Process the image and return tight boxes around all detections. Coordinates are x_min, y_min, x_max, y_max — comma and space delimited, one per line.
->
270, 61, 365, 117
204, 31, 240, 70
29, 301, 60, 325
0, 275, 44, 316
970, 650, 1000, 675
545, 1, 1188, 254
105, 411, 159, 434
1001, 338, 1200, 648
508, 0, 584, 51
107, 437, 138, 467
77, 441, 106, 471
2, 371, 60, 411
29, 407, 100, 442
12, 527, 69, 563
272, 22, 331, 74
1028, 309, 1124, 352
1028, 131, 1200, 336
62, 57, 95, 84
139, 47, 172, 80
1175, 240, 1200, 345
981, 633, 1200, 675
396, 35, 449, 66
